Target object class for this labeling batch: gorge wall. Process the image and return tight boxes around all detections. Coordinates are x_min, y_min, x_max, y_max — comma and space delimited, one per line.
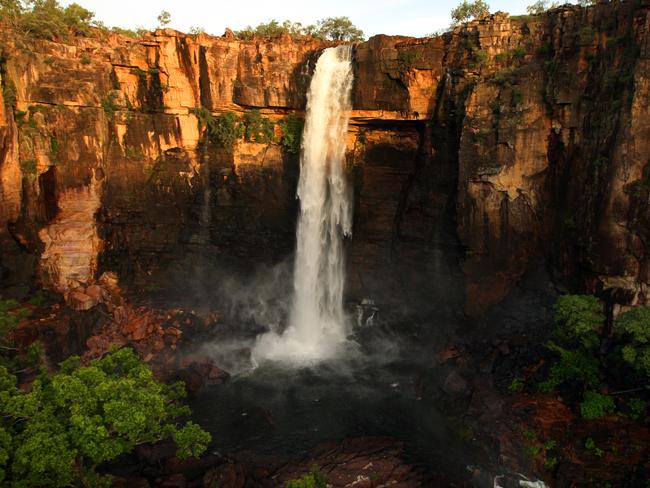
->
0, 1, 648, 316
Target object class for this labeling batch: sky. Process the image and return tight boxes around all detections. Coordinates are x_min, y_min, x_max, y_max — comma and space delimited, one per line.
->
58, 0, 532, 38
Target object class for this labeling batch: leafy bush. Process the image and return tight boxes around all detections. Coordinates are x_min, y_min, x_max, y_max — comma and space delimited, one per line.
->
615, 306, 650, 378
0, 347, 210, 487
538, 342, 600, 393
584, 437, 604, 457
242, 109, 275, 143
101, 92, 118, 117
553, 294, 604, 349
285, 465, 327, 488
580, 391, 615, 419
508, 377, 524, 393
278, 115, 304, 154
627, 398, 647, 421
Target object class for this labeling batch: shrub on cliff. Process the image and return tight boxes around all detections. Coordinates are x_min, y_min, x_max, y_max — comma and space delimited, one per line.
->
615, 305, 650, 378
278, 115, 304, 154
243, 109, 275, 143
0, 347, 211, 487
285, 465, 327, 488
553, 294, 605, 349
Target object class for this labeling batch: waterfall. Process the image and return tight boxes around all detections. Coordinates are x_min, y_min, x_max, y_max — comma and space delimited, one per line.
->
253, 45, 354, 362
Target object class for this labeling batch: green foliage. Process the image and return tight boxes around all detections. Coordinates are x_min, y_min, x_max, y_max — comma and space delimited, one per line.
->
242, 109, 275, 143
491, 67, 517, 86
19, 158, 36, 174
526, 0, 559, 15
1, 74, 16, 112
627, 398, 647, 421
580, 391, 615, 419
0, 299, 30, 337
0, 348, 210, 487
235, 19, 321, 40
110, 26, 146, 38
208, 112, 243, 151
278, 115, 304, 154
157, 10, 171, 28
79, 54, 90, 65
508, 377, 524, 393
13, 0, 96, 40
584, 437, 604, 457
511, 89, 524, 107
615, 306, 650, 378
537, 42, 554, 56
538, 342, 600, 393
553, 295, 604, 349
101, 92, 118, 117
495, 47, 526, 62
285, 465, 327, 488
235, 17, 363, 41
0, 56, 17, 112
316, 16, 364, 41
451, 0, 490, 26
191, 107, 281, 151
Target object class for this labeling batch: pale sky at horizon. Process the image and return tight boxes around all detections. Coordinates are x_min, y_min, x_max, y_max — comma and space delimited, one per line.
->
58, 0, 533, 38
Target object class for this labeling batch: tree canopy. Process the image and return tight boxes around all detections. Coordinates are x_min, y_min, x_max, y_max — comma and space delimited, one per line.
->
235, 16, 364, 41
450, 0, 490, 26
0, 347, 211, 487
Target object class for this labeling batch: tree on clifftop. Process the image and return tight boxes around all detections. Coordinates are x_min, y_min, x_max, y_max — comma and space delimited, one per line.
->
157, 9, 171, 28
450, 0, 490, 26
316, 16, 364, 41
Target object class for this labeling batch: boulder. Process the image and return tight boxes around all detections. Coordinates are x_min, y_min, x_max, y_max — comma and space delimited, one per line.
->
67, 291, 97, 311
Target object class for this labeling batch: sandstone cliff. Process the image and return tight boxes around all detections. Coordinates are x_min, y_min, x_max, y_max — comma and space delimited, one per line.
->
0, 1, 648, 315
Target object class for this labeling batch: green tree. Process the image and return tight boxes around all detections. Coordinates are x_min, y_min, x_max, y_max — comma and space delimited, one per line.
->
0, 0, 22, 24
0, 348, 211, 487
526, 0, 559, 15
615, 305, 650, 378
450, 0, 490, 26
553, 294, 605, 349
157, 10, 171, 28
278, 115, 304, 154
316, 16, 364, 41
61, 2, 94, 34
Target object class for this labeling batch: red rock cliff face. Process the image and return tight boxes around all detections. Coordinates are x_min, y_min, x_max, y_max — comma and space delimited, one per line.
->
0, 1, 648, 315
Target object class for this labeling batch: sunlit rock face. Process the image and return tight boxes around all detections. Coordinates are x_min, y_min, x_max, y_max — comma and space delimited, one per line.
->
0, 1, 648, 314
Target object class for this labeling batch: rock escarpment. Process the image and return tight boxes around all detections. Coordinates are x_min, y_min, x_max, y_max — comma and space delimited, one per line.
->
0, 1, 648, 315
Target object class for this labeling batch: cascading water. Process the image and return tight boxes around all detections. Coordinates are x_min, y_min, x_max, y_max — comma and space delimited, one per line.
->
253, 45, 354, 362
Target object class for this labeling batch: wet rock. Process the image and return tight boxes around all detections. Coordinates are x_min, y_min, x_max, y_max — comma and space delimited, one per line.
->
158, 473, 186, 488
442, 371, 469, 396
203, 463, 246, 488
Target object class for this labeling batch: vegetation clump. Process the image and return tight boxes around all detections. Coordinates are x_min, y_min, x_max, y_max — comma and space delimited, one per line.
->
0, 347, 211, 487
235, 16, 363, 41
530, 294, 650, 421
191, 107, 303, 153
285, 465, 328, 488
278, 114, 304, 154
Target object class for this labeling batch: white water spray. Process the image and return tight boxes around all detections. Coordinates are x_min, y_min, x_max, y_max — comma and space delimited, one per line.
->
253, 45, 354, 362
